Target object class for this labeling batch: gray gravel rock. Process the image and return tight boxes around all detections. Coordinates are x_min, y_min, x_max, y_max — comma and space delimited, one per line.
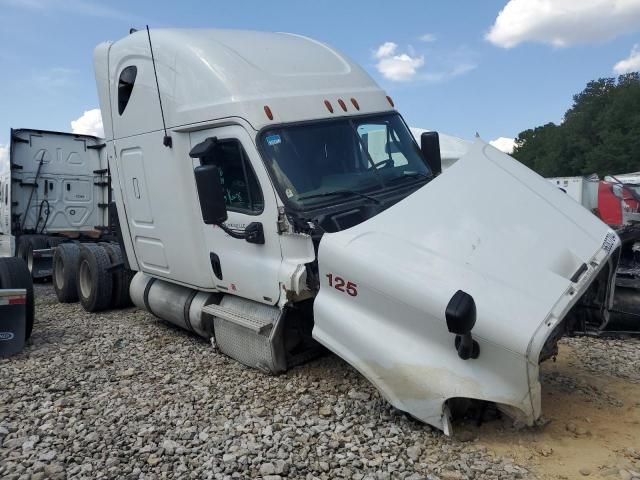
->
562, 336, 640, 382
8, 285, 622, 479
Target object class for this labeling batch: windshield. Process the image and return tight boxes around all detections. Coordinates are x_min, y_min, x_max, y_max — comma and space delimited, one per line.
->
259, 113, 431, 208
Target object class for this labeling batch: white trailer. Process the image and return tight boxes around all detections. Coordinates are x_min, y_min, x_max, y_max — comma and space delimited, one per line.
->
548, 174, 599, 211
80, 28, 621, 434
0, 129, 111, 279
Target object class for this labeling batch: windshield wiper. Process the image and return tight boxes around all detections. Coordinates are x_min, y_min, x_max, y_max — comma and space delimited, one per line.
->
386, 172, 431, 185
297, 190, 381, 204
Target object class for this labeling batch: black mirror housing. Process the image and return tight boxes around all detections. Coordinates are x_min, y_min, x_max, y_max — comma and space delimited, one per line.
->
446, 290, 476, 334
194, 164, 228, 225
244, 222, 265, 245
189, 137, 218, 158
445, 290, 479, 360
421, 131, 442, 176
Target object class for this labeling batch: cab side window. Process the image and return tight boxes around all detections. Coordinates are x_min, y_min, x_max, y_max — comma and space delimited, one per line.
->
202, 140, 264, 214
118, 66, 137, 115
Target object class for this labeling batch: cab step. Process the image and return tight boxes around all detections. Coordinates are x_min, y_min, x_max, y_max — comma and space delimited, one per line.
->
202, 296, 287, 373
202, 300, 276, 334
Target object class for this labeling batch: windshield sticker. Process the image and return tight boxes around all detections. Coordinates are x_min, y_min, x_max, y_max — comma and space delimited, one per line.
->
266, 134, 281, 146
285, 188, 294, 198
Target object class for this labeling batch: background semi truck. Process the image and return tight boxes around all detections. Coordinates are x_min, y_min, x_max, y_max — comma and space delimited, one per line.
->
77, 27, 621, 434
0, 129, 111, 277
0, 129, 132, 313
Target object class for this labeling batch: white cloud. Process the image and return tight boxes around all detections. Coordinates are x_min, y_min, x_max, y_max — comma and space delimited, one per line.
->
71, 109, 104, 138
375, 42, 398, 59
490, 137, 516, 154
614, 44, 640, 73
486, 0, 640, 48
419, 33, 437, 43
374, 42, 425, 82
0, 144, 8, 174
377, 54, 425, 82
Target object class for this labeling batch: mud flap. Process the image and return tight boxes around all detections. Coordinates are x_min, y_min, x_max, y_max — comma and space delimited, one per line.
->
32, 248, 53, 279
0, 289, 27, 357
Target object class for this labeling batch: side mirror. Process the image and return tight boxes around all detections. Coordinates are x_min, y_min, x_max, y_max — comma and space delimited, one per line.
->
421, 132, 442, 176
445, 290, 480, 360
194, 165, 227, 225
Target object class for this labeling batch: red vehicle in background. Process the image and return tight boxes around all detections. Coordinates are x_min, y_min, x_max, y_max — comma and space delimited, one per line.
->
597, 175, 640, 227
551, 174, 640, 332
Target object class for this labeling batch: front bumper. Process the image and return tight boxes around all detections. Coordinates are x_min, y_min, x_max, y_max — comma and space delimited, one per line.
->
518, 230, 620, 425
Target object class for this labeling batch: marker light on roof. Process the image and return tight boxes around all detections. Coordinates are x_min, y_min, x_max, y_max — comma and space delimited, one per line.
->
386, 95, 395, 107
324, 100, 334, 113
350, 98, 360, 110
264, 105, 274, 120
337, 99, 347, 112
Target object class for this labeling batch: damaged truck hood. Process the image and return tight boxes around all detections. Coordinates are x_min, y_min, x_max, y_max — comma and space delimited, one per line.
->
313, 140, 618, 432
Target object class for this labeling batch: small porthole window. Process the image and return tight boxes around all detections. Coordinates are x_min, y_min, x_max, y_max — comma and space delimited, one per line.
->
118, 66, 137, 115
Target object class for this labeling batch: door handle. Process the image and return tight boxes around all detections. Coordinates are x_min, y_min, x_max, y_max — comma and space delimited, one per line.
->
132, 177, 141, 199
210, 252, 223, 280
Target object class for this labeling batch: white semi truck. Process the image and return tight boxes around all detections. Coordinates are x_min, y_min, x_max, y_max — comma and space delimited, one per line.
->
84, 28, 621, 434
0, 129, 110, 277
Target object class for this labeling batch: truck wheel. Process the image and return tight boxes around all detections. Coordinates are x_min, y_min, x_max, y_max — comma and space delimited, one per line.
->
101, 243, 133, 308
0, 257, 35, 340
53, 243, 80, 303
17, 235, 48, 276
77, 244, 113, 312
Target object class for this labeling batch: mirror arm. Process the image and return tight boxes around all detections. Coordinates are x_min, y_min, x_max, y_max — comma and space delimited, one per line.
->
216, 222, 246, 239
215, 221, 265, 245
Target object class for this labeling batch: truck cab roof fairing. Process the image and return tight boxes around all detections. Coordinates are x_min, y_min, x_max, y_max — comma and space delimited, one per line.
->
95, 28, 393, 140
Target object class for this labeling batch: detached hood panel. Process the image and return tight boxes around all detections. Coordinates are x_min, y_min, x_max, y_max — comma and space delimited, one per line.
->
312, 141, 617, 431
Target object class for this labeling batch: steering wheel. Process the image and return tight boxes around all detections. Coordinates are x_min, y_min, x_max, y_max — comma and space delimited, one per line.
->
369, 159, 395, 170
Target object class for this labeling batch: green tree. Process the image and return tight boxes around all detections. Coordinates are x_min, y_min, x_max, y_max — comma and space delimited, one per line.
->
512, 73, 640, 177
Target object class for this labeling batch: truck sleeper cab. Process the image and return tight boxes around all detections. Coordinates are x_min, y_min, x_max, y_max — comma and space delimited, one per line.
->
1, 129, 110, 278
94, 28, 619, 434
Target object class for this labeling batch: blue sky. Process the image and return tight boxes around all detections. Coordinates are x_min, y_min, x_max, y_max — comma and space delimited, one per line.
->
1, 0, 639, 155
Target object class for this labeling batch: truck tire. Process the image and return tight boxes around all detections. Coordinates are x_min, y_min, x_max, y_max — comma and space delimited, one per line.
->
77, 244, 113, 312
0, 257, 35, 340
101, 243, 133, 309
17, 235, 48, 276
53, 243, 81, 303
46, 237, 67, 249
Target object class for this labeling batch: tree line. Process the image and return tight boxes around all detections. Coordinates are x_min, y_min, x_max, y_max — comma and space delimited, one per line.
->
512, 72, 640, 177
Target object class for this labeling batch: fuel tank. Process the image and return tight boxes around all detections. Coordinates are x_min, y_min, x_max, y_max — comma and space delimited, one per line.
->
129, 272, 217, 339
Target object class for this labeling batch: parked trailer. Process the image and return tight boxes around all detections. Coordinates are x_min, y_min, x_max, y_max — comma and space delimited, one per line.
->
56, 27, 621, 434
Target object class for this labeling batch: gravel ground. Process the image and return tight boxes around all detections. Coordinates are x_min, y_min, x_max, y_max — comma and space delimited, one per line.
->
562, 335, 640, 383
1, 285, 638, 480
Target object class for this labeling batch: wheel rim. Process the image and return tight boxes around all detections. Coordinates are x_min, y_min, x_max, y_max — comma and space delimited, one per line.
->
54, 256, 65, 289
79, 259, 92, 299
27, 248, 34, 273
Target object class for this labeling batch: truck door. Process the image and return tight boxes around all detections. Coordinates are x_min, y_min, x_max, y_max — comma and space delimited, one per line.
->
190, 125, 283, 305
